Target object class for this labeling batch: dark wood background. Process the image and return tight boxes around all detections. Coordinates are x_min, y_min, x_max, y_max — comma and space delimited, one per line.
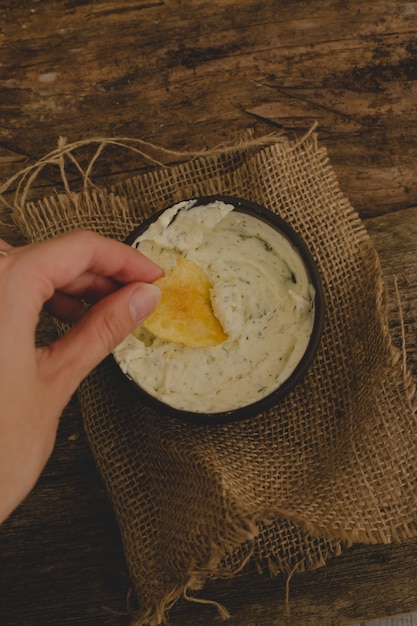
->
1, 1, 416, 624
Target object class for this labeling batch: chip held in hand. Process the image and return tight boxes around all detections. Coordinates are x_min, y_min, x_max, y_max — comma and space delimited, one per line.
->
142, 257, 228, 347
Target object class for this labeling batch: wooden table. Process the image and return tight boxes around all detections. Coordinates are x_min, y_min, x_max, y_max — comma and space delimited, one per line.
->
1, 1, 416, 624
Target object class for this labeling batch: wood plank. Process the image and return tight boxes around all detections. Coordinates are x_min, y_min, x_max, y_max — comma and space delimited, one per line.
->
350, 614, 417, 626
1, 0, 417, 623
1, 0, 417, 215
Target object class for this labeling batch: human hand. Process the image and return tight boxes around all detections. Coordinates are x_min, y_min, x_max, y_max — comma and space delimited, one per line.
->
0, 230, 163, 523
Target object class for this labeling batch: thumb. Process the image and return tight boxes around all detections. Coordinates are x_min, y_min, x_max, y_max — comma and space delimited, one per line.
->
45, 282, 161, 391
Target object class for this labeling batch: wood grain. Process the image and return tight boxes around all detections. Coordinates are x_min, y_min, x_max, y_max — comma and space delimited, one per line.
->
350, 614, 417, 626
1, 0, 417, 215
1, 1, 417, 624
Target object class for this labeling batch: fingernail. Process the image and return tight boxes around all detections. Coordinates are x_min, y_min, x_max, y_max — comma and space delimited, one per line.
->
129, 283, 161, 324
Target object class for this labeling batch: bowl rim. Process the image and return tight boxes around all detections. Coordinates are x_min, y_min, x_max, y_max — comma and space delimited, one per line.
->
115, 194, 325, 426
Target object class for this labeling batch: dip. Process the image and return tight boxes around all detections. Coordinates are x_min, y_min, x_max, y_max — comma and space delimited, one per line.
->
113, 199, 316, 414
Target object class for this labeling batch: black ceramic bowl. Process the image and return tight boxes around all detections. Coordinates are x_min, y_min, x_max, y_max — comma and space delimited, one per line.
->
113, 195, 325, 425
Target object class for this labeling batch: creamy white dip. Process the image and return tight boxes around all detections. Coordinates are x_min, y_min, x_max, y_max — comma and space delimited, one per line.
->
113, 199, 315, 414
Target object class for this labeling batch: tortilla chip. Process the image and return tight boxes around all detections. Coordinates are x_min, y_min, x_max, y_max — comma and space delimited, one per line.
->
142, 257, 228, 347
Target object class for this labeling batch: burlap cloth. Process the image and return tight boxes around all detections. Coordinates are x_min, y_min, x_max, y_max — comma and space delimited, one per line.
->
7, 128, 417, 625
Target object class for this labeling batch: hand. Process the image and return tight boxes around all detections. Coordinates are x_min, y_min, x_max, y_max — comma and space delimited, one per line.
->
0, 229, 163, 523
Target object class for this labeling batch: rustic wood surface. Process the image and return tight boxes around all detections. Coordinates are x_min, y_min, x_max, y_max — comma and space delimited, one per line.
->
351, 617, 417, 626
0, 1, 416, 625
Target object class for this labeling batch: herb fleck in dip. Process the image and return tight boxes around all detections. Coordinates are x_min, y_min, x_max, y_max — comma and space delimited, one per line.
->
113, 199, 316, 414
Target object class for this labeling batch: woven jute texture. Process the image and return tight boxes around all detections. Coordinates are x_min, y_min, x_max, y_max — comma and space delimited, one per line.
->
11, 130, 417, 625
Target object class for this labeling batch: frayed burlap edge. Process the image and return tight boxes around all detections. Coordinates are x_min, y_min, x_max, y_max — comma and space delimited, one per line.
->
2, 125, 416, 626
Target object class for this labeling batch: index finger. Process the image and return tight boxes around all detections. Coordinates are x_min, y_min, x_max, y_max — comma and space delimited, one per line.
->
8, 230, 163, 318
